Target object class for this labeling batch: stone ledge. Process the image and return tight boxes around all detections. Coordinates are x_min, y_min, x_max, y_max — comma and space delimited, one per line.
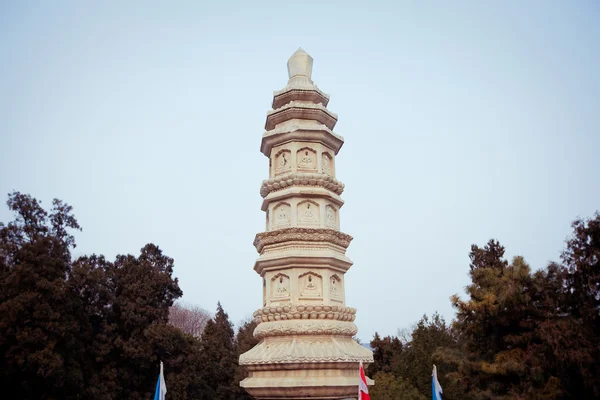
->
239, 335, 373, 365
254, 228, 353, 253
272, 88, 330, 109
266, 102, 338, 130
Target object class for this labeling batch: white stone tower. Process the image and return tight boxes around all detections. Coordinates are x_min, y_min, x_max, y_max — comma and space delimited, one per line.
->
239, 49, 373, 399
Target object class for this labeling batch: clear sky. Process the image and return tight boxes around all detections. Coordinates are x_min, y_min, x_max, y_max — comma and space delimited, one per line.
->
1, 1, 599, 339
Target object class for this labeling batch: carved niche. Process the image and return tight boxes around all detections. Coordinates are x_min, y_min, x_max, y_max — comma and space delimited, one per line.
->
296, 147, 317, 171
273, 202, 291, 228
297, 200, 319, 226
274, 149, 291, 175
263, 278, 267, 306
299, 271, 323, 299
322, 152, 333, 175
330, 274, 343, 302
271, 273, 290, 302
325, 204, 337, 228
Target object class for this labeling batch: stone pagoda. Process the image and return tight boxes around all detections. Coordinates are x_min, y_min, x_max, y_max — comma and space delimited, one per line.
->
239, 48, 373, 399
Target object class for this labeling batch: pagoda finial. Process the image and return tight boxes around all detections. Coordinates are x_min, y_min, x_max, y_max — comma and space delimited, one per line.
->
287, 48, 313, 81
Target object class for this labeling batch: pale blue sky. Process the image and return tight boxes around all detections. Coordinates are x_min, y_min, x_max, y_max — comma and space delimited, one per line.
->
1, 1, 599, 339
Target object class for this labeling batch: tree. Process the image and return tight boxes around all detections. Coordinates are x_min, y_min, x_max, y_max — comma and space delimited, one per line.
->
398, 313, 458, 398
368, 333, 403, 376
550, 213, 600, 398
369, 372, 425, 400
0, 192, 202, 400
197, 302, 237, 399
103, 244, 184, 400
0, 192, 84, 399
438, 240, 564, 399
169, 302, 211, 338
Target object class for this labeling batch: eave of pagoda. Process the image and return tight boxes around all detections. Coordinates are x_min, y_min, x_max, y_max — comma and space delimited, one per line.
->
265, 101, 338, 131
272, 88, 330, 109
260, 122, 344, 157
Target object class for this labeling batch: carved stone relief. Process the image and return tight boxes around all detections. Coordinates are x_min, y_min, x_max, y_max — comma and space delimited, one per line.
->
325, 205, 337, 228
297, 200, 319, 226
265, 209, 270, 231
273, 202, 291, 228
299, 272, 323, 298
275, 149, 291, 175
263, 278, 267, 306
296, 147, 317, 171
271, 273, 290, 301
330, 274, 342, 302
322, 152, 333, 175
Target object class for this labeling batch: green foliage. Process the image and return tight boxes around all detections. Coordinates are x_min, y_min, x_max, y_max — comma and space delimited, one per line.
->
398, 313, 457, 397
437, 241, 563, 399
368, 333, 403, 376
0, 192, 193, 399
437, 222, 600, 400
197, 303, 237, 399
0, 192, 84, 399
369, 314, 458, 399
2, 192, 598, 400
370, 372, 425, 400
556, 213, 600, 397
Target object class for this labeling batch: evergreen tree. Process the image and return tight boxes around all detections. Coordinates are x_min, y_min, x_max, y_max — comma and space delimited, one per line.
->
552, 213, 600, 398
399, 313, 457, 398
0, 192, 84, 399
368, 333, 403, 376
197, 302, 237, 399
369, 372, 425, 400
438, 241, 563, 399
0, 192, 197, 399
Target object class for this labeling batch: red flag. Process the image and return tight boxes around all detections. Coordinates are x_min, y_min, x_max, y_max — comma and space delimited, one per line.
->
359, 362, 370, 400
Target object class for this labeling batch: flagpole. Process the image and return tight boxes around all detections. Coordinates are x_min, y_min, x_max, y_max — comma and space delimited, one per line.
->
358, 361, 361, 400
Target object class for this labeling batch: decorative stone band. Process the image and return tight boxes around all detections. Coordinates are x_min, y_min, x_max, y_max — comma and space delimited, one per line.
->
253, 303, 357, 324
265, 102, 338, 130
272, 88, 330, 109
239, 335, 373, 365
253, 320, 358, 339
260, 173, 345, 198
254, 228, 353, 253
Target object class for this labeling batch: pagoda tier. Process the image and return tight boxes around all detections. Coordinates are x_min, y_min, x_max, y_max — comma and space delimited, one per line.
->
239, 48, 373, 400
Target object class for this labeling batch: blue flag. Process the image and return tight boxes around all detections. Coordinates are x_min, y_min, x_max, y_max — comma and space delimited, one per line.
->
154, 361, 167, 400
432, 365, 443, 400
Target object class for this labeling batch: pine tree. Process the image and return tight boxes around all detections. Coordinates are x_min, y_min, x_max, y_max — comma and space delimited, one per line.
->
369, 372, 425, 400
399, 313, 457, 398
198, 302, 236, 399
552, 213, 600, 398
0, 192, 84, 399
368, 333, 403, 376
438, 240, 563, 399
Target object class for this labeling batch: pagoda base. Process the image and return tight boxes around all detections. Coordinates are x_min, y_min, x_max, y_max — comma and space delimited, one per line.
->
241, 369, 373, 399
240, 333, 373, 399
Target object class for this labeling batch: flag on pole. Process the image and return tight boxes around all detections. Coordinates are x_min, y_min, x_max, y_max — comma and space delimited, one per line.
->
154, 361, 167, 400
432, 364, 443, 400
358, 361, 370, 400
